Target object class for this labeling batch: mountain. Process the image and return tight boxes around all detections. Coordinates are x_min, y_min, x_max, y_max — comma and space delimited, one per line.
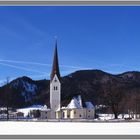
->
0, 70, 140, 110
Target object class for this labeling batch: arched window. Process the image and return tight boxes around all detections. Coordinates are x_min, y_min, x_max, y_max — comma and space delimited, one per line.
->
54, 86, 58, 90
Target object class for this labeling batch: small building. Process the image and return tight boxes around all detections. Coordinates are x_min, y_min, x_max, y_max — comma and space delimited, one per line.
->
16, 112, 24, 118
17, 105, 50, 118
59, 95, 95, 119
85, 102, 95, 119
9, 111, 24, 119
40, 109, 51, 119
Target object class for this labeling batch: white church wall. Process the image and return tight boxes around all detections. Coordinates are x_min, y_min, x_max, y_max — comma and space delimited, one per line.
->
86, 109, 95, 119
40, 110, 51, 119
62, 109, 70, 119
68, 109, 86, 119
50, 75, 61, 112
61, 108, 95, 119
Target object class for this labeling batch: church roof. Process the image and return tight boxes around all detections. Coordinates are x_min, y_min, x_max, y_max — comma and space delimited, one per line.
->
66, 95, 94, 110
67, 95, 83, 109
85, 102, 94, 109
50, 41, 61, 82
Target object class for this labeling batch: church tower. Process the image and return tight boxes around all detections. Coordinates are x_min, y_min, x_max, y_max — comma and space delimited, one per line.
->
50, 41, 61, 112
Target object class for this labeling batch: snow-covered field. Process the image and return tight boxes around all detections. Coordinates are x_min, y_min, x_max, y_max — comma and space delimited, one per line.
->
97, 114, 131, 120
0, 121, 140, 135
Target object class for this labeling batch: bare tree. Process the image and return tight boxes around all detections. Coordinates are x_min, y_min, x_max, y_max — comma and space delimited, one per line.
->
3, 77, 10, 120
103, 79, 124, 119
125, 93, 140, 119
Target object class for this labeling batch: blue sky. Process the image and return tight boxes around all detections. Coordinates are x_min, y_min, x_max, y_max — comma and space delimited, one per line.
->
0, 6, 140, 83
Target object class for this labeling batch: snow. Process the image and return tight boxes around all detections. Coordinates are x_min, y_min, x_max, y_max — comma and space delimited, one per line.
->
12, 79, 37, 101
22, 81, 37, 96
0, 121, 140, 135
0, 107, 7, 110
67, 99, 80, 109
66, 95, 95, 110
97, 114, 115, 121
67, 95, 95, 110
97, 114, 132, 121
17, 105, 49, 117
95, 104, 106, 109
68, 74, 73, 78
11, 79, 38, 102
85, 102, 94, 109
67, 95, 83, 109
25, 83, 37, 94
21, 81, 37, 102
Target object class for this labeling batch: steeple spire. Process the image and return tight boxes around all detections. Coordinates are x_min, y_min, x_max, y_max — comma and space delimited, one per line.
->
50, 40, 60, 82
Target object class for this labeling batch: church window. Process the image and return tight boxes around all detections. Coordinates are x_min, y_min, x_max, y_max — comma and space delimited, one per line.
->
74, 111, 76, 114
54, 86, 58, 90
54, 78, 57, 82
79, 114, 82, 117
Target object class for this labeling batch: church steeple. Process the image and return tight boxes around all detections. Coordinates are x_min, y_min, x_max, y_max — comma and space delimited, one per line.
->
50, 41, 60, 82
50, 40, 61, 114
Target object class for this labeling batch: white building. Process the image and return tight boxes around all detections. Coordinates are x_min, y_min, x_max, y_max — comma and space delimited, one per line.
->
59, 95, 95, 119
49, 42, 61, 118
41, 41, 95, 120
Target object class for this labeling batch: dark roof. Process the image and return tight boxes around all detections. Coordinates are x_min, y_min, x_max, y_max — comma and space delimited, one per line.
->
50, 42, 61, 82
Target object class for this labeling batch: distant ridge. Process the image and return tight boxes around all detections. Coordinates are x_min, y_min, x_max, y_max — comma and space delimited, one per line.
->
0, 69, 140, 112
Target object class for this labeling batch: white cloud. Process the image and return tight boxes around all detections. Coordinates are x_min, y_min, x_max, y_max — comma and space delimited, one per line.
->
0, 62, 47, 74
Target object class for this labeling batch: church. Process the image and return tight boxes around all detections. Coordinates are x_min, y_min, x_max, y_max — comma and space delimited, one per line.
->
40, 42, 95, 120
